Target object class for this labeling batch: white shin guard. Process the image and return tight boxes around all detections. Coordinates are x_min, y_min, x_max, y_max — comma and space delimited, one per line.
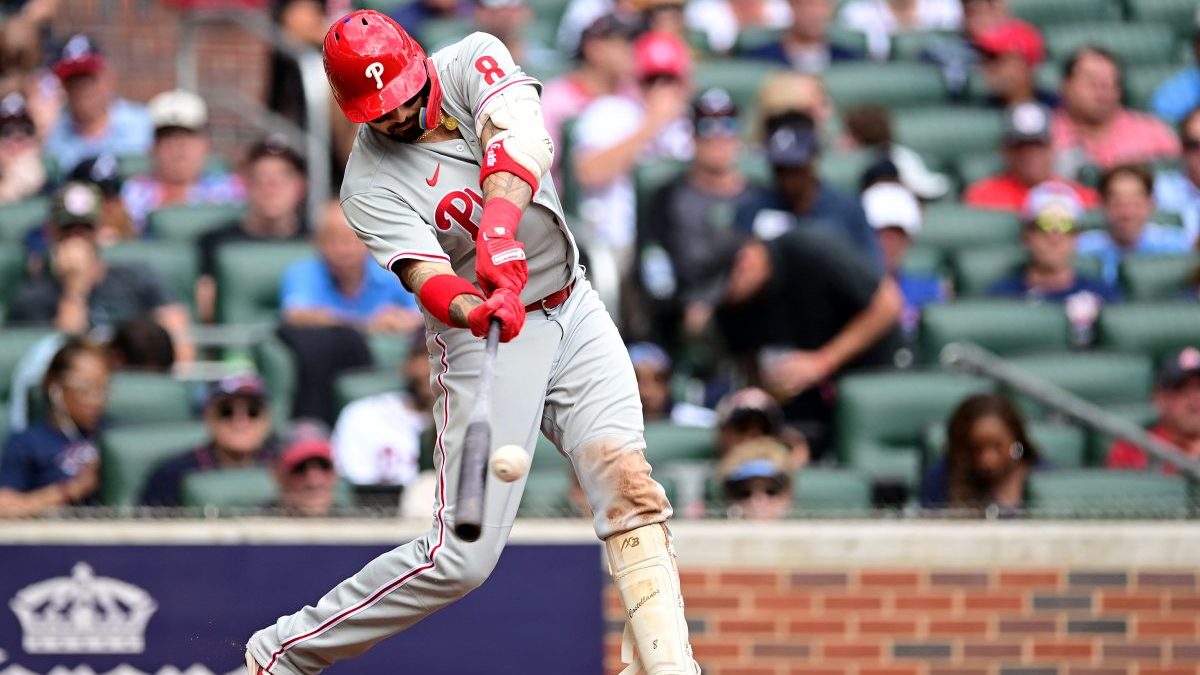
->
605, 524, 699, 675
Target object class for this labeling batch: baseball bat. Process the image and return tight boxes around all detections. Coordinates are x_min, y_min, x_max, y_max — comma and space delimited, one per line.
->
454, 319, 501, 542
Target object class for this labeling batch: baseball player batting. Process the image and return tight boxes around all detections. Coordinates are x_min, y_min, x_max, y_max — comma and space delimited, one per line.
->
244, 10, 700, 675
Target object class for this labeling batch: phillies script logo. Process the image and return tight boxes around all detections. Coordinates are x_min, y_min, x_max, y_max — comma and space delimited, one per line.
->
434, 188, 483, 239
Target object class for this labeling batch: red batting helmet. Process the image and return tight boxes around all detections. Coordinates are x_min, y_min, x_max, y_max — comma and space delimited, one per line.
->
323, 10, 444, 126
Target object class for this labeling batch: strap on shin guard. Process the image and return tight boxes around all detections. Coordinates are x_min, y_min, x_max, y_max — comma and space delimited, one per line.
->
605, 523, 698, 675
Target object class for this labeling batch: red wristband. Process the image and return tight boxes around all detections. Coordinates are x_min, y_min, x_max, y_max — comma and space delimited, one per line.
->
480, 138, 540, 195
479, 198, 523, 240
418, 274, 483, 327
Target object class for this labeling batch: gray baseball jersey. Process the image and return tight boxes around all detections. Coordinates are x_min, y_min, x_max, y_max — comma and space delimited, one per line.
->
247, 33, 678, 675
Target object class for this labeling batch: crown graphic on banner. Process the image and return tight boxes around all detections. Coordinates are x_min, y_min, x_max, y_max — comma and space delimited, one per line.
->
9, 562, 158, 654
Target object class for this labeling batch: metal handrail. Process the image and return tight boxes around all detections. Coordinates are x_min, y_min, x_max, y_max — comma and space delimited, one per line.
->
175, 7, 331, 228
941, 342, 1200, 480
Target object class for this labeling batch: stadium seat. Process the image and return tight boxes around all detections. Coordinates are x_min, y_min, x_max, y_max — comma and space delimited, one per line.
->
954, 151, 1003, 188
333, 367, 400, 416
793, 467, 873, 513
893, 107, 1005, 167
215, 241, 312, 324
418, 18, 473, 50
819, 150, 878, 194
0, 196, 49, 241
1004, 351, 1155, 417
100, 421, 209, 506
1008, 0, 1118, 26
828, 27, 869, 56
950, 245, 1026, 296
643, 422, 716, 465
634, 159, 688, 228
888, 30, 960, 61
0, 245, 24, 317
923, 421, 1089, 469
1125, 63, 1183, 111
181, 467, 277, 509
835, 370, 993, 485
1126, 0, 1199, 38
1095, 302, 1200, 363
1044, 22, 1178, 66
1119, 254, 1199, 301
367, 331, 414, 370
557, 116, 581, 216
1027, 469, 1191, 518
823, 62, 947, 109
101, 240, 198, 310
517, 469, 573, 516
917, 204, 1021, 254
0, 327, 56, 402
116, 154, 151, 179
254, 337, 296, 425
145, 203, 245, 241
693, 60, 784, 112
734, 27, 783, 53
105, 372, 197, 426
901, 245, 943, 278
918, 300, 1071, 364
1087, 400, 1160, 465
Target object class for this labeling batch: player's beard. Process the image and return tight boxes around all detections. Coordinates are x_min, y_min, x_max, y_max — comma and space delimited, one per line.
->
382, 118, 426, 143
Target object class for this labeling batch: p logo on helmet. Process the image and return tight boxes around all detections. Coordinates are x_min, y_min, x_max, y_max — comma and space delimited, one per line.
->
365, 62, 385, 90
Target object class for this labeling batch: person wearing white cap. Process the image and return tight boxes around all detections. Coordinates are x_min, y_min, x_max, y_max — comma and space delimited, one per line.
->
120, 89, 245, 233
862, 181, 947, 338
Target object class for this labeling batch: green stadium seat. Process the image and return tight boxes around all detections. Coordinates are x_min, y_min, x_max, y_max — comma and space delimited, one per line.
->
835, 370, 993, 485
1119, 254, 1199, 301
1045, 22, 1177, 66
794, 467, 873, 513
1126, 0, 1199, 38
255, 335, 296, 423
824, 62, 947, 109
367, 331, 415, 369
181, 467, 277, 508
1125, 63, 1181, 111
693, 60, 784, 111
1096, 302, 1200, 363
100, 421, 209, 506
735, 27, 783, 53
101, 240, 198, 310
954, 152, 1003, 188
333, 367, 400, 416
215, 241, 312, 324
819, 150, 877, 194
634, 159, 689, 228
530, 432, 566, 473
828, 27, 869, 56
900, 245, 943, 278
923, 421, 1089, 469
643, 422, 715, 465
951, 247, 1105, 296
1088, 400, 1161, 465
1008, 0, 1118, 26
917, 204, 1021, 254
918, 300, 1071, 364
105, 372, 196, 425
145, 203, 245, 241
1027, 469, 1191, 518
0, 245, 25, 316
116, 154, 151, 179
893, 107, 1005, 167
0, 196, 49, 241
418, 18, 473, 50
558, 116, 581, 216
0, 327, 56, 402
889, 30, 960, 61
517, 469, 573, 516
965, 63, 1062, 104
523, 0, 570, 30
1004, 351, 1155, 417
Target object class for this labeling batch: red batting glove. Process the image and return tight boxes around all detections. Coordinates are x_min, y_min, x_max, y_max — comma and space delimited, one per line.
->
475, 199, 528, 297
467, 288, 526, 342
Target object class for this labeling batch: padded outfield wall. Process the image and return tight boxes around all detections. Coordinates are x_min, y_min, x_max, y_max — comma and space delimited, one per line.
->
0, 520, 1197, 674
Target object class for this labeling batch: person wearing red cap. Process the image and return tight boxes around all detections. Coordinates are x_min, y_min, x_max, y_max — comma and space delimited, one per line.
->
973, 20, 1057, 109
573, 30, 694, 271
270, 422, 339, 517
1108, 348, 1200, 475
245, 11, 699, 675
44, 34, 152, 179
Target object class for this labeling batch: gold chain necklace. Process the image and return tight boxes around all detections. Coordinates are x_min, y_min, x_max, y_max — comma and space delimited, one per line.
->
417, 111, 460, 142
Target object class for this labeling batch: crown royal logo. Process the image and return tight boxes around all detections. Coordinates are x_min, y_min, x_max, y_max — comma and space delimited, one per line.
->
10, 563, 157, 654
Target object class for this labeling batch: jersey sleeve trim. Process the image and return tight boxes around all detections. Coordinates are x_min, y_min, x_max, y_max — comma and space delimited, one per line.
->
386, 250, 453, 269
473, 76, 540, 119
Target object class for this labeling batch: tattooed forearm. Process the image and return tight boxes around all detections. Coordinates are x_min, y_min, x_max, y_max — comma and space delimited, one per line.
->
480, 119, 534, 209
448, 294, 484, 328
397, 260, 444, 293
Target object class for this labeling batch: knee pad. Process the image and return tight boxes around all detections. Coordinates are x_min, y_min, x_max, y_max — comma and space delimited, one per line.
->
605, 523, 698, 675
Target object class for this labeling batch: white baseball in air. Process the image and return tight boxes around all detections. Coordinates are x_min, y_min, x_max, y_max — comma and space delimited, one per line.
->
490, 444, 531, 483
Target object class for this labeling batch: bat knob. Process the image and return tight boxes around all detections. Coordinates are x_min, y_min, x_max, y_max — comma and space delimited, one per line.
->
454, 522, 482, 542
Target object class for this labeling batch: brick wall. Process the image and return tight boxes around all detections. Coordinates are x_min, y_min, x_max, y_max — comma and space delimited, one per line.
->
605, 568, 1200, 674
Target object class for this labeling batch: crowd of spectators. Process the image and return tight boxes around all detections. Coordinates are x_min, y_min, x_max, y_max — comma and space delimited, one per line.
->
1, 0, 1199, 520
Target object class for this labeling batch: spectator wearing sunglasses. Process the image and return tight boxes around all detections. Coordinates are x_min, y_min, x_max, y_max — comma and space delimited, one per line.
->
718, 437, 795, 521
269, 420, 339, 517
140, 374, 276, 508
639, 88, 760, 344
988, 182, 1119, 304
1154, 108, 1200, 243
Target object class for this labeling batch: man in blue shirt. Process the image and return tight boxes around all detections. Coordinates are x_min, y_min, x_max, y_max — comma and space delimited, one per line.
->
1078, 164, 1194, 286
1155, 108, 1200, 243
1150, 18, 1200, 125
989, 181, 1120, 303
741, 0, 862, 71
280, 200, 421, 332
43, 34, 152, 177
734, 111, 882, 268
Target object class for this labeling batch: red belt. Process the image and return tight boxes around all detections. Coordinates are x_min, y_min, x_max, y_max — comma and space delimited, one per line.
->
524, 280, 575, 313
